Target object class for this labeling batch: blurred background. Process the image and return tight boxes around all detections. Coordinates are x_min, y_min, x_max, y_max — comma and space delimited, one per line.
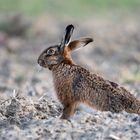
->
0, 0, 140, 99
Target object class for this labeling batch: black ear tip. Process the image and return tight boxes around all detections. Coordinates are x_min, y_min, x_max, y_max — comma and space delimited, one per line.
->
87, 38, 94, 43
66, 24, 74, 30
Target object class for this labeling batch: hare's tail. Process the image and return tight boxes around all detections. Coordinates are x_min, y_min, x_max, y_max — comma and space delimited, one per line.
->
121, 87, 140, 115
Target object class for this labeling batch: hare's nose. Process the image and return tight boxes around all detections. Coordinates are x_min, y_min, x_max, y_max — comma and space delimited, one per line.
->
38, 59, 44, 66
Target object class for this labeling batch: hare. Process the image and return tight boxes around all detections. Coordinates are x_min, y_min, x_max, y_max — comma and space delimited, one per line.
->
38, 24, 140, 119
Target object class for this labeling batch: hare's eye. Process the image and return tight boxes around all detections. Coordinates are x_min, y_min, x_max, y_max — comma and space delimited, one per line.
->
47, 49, 55, 55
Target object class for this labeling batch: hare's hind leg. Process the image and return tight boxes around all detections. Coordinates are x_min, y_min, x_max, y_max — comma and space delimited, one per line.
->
61, 102, 78, 119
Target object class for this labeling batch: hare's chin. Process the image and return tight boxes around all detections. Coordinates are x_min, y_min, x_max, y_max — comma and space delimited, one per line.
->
38, 62, 48, 68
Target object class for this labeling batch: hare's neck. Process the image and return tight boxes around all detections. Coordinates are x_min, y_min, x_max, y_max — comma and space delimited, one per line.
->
51, 62, 75, 78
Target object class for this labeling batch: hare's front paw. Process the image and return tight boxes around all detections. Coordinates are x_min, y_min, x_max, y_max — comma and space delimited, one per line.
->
60, 103, 77, 119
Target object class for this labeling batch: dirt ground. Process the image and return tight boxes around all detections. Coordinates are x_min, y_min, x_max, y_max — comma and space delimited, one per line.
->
0, 15, 140, 140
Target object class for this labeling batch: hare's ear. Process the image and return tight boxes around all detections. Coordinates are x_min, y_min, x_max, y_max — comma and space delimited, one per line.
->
68, 38, 93, 51
60, 24, 74, 51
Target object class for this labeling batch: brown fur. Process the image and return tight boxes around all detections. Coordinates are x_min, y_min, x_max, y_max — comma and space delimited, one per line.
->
38, 25, 140, 119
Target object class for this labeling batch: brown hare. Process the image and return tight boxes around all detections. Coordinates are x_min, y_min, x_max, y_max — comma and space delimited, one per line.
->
38, 24, 140, 119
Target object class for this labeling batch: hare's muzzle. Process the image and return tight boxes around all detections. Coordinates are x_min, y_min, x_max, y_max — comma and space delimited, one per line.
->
38, 59, 45, 67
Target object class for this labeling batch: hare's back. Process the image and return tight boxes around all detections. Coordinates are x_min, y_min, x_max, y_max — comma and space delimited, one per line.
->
72, 66, 126, 100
